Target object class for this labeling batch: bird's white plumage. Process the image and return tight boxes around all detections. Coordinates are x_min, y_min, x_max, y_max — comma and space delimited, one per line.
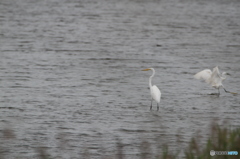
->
194, 69, 212, 83
208, 66, 222, 88
151, 85, 161, 103
142, 68, 161, 110
194, 66, 225, 89
193, 66, 240, 96
194, 66, 237, 95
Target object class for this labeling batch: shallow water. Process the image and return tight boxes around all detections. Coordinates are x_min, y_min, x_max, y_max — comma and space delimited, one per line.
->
0, 0, 240, 158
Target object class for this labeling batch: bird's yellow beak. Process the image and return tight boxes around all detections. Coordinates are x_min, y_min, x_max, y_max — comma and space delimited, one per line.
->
142, 68, 151, 71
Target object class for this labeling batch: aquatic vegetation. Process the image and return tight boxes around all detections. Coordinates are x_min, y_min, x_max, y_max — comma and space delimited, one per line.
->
185, 123, 240, 159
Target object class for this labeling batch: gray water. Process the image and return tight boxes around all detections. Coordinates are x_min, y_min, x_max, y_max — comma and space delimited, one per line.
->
0, 0, 240, 158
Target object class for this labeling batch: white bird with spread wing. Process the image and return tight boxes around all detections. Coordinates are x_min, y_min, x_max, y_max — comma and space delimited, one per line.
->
142, 68, 161, 110
194, 66, 237, 95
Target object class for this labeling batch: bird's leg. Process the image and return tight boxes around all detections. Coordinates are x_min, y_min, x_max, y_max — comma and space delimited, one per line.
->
150, 99, 153, 110
223, 87, 238, 95
218, 88, 220, 96
157, 103, 159, 111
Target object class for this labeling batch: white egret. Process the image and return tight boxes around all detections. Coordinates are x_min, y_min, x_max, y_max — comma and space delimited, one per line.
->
142, 68, 161, 110
194, 66, 237, 95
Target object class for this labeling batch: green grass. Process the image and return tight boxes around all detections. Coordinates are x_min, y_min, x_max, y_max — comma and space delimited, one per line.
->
184, 123, 240, 159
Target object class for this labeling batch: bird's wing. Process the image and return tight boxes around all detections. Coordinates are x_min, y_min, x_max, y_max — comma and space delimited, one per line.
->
209, 66, 222, 87
194, 69, 212, 82
212, 67, 221, 78
151, 85, 161, 103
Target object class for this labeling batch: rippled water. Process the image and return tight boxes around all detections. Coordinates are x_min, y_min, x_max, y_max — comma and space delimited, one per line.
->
0, 0, 240, 158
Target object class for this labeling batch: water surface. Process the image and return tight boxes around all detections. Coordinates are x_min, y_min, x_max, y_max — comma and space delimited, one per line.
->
0, 0, 240, 158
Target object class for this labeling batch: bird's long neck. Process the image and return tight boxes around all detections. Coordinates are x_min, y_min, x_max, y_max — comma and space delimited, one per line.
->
149, 69, 155, 88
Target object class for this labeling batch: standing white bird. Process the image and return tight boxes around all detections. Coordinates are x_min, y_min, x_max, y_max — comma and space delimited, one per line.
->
194, 66, 237, 95
142, 68, 161, 110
